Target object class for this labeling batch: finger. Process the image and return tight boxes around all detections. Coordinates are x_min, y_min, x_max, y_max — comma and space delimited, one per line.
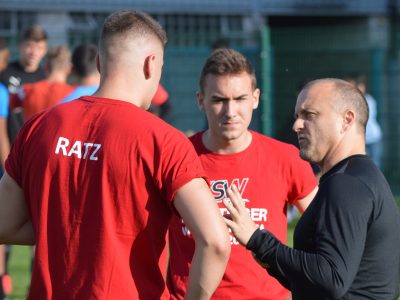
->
222, 197, 239, 219
222, 215, 235, 229
227, 185, 245, 210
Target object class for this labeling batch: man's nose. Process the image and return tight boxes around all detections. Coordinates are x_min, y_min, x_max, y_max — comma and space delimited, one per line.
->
224, 100, 236, 116
292, 118, 304, 132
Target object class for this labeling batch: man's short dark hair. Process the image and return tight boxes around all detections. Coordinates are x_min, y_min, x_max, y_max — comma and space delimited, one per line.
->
100, 10, 167, 50
199, 48, 257, 93
46, 46, 71, 72
72, 44, 98, 78
20, 25, 48, 43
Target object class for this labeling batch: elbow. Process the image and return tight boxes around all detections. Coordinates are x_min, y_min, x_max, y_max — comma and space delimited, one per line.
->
324, 286, 348, 299
208, 231, 231, 263
199, 229, 231, 263
321, 277, 349, 299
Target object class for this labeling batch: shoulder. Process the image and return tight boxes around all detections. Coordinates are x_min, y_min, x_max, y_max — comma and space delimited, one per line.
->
0, 83, 8, 101
24, 79, 48, 90
0, 83, 7, 95
189, 131, 202, 146
320, 172, 374, 209
0, 83, 8, 113
0, 61, 19, 81
62, 86, 97, 102
14, 109, 48, 142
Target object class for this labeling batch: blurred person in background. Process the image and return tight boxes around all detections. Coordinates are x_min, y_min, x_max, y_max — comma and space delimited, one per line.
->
61, 43, 99, 102
167, 48, 318, 300
0, 39, 10, 176
148, 84, 172, 120
16, 45, 73, 122
0, 25, 48, 143
345, 74, 383, 168
0, 10, 230, 299
0, 27, 47, 291
0, 38, 11, 300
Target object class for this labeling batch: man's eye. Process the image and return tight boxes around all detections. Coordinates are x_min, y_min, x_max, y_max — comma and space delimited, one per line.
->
306, 112, 316, 119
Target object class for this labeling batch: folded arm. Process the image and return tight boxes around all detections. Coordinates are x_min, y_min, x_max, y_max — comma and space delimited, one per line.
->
0, 172, 34, 245
174, 178, 230, 300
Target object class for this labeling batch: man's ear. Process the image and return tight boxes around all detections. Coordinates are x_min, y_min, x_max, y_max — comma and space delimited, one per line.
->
95, 54, 101, 73
143, 54, 156, 80
252, 88, 260, 110
342, 109, 356, 132
197, 91, 204, 111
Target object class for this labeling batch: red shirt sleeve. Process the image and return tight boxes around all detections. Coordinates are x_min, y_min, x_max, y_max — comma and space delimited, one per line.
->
159, 131, 206, 203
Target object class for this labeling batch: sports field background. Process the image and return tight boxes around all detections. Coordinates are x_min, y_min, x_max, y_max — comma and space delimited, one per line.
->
6, 197, 400, 299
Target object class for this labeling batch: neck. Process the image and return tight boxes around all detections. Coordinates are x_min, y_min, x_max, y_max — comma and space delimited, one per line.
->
202, 130, 252, 154
79, 73, 100, 86
21, 61, 39, 73
47, 71, 68, 83
319, 135, 366, 175
93, 73, 146, 108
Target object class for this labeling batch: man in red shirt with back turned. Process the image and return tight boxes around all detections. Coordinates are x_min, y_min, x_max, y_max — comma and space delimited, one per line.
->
0, 10, 230, 300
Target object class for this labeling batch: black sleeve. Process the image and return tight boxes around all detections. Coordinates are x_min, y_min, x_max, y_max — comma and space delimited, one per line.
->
247, 174, 373, 299
246, 230, 292, 290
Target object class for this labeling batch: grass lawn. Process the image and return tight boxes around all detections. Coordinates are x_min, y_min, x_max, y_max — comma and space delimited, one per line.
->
7, 246, 31, 299
5, 197, 400, 299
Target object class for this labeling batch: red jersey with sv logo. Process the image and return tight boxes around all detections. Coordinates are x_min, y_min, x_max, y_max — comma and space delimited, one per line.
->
5, 96, 206, 300
168, 131, 317, 300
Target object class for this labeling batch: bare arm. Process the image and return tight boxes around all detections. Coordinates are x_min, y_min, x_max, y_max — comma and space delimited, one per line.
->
0, 118, 10, 170
173, 178, 230, 300
0, 172, 34, 245
294, 186, 318, 213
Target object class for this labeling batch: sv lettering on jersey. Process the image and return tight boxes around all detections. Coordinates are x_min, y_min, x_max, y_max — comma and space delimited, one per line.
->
55, 137, 101, 161
210, 178, 249, 202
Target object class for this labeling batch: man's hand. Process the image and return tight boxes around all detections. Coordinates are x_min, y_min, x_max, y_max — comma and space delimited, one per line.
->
222, 184, 258, 246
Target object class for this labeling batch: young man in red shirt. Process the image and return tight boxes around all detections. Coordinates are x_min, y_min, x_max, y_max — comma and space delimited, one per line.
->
17, 45, 74, 121
168, 48, 318, 300
0, 10, 230, 299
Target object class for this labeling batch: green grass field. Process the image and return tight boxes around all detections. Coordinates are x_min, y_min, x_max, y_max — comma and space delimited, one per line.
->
5, 197, 400, 299
7, 246, 31, 299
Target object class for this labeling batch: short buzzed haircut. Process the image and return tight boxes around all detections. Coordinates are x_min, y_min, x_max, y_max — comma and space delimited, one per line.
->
20, 25, 48, 43
303, 78, 369, 133
100, 10, 167, 52
199, 48, 257, 93
45, 46, 71, 72
72, 44, 98, 77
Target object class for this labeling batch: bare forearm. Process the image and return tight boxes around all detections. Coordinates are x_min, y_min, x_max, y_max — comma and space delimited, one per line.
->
0, 173, 34, 245
0, 221, 35, 245
184, 243, 229, 300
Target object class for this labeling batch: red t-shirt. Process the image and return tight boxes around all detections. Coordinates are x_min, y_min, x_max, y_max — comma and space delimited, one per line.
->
168, 131, 317, 300
5, 96, 205, 299
19, 79, 75, 121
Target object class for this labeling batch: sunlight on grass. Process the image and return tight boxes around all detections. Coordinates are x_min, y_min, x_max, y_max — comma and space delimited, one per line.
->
7, 246, 31, 300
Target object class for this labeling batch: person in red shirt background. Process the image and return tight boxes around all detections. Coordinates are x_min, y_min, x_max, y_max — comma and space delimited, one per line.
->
17, 45, 73, 122
149, 83, 172, 120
